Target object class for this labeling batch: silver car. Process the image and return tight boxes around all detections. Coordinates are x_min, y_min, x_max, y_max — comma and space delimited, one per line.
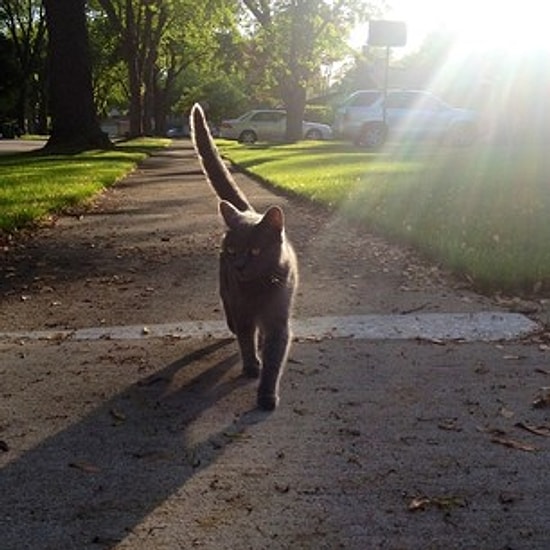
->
334, 90, 478, 148
220, 109, 333, 143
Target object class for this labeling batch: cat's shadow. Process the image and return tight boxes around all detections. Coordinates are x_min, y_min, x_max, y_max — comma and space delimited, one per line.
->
1, 339, 269, 548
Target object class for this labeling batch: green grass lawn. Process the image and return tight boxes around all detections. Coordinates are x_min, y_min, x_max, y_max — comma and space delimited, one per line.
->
218, 139, 550, 295
0, 138, 169, 232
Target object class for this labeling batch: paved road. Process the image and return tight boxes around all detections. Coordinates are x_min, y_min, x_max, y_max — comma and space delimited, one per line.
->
0, 138, 46, 155
1, 141, 549, 549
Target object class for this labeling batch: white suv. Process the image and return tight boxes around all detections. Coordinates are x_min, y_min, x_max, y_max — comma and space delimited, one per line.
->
334, 90, 478, 148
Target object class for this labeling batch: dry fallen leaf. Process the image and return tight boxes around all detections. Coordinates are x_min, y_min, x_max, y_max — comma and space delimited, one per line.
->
499, 407, 515, 419
69, 461, 101, 473
110, 408, 126, 423
499, 491, 522, 505
532, 387, 550, 409
408, 496, 431, 511
515, 422, 550, 437
490, 436, 537, 453
274, 483, 290, 494
133, 450, 175, 462
408, 495, 466, 512
438, 419, 462, 432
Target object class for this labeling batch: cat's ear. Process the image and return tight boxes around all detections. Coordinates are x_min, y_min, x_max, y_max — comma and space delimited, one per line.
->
219, 200, 242, 229
261, 206, 284, 232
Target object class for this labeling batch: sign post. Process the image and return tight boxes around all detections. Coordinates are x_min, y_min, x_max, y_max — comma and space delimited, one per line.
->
367, 21, 407, 124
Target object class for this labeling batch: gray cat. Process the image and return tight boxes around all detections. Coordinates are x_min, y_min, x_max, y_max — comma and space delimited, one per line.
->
190, 103, 298, 410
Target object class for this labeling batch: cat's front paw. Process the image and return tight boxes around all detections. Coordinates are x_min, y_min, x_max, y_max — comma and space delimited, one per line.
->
257, 392, 279, 411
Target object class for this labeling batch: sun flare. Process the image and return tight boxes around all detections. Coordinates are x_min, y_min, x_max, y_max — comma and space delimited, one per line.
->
387, 0, 549, 54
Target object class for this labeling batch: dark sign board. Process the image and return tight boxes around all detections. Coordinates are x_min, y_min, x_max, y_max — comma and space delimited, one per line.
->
368, 20, 407, 47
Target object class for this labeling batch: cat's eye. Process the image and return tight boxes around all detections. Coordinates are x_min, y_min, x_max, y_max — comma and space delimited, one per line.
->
250, 247, 261, 257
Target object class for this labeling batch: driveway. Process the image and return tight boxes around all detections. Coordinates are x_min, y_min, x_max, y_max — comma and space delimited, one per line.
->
0, 141, 549, 549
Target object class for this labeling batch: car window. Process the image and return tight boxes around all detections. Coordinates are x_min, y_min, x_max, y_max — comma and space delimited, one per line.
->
349, 92, 380, 107
250, 111, 286, 123
386, 93, 415, 109
272, 112, 287, 122
386, 92, 443, 111
250, 112, 268, 122
416, 95, 443, 111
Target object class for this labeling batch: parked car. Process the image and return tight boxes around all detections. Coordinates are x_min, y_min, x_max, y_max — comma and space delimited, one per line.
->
0, 121, 22, 139
166, 125, 190, 138
334, 90, 478, 148
166, 122, 220, 138
219, 110, 333, 143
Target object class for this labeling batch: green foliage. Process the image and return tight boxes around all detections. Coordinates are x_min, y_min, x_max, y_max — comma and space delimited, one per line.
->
0, 0, 47, 132
3, 0, 384, 140
219, 139, 550, 295
304, 105, 332, 125
90, 0, 252, 131
166, 3, 249, 121
87, 8, 127, 116
240, 0, 377, 116
180, 75, 249, 122
0, 34, 19, 119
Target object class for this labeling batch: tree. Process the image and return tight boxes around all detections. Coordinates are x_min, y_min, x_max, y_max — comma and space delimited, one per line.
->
242, 0, 378, 141
43, 0, 111, 151
0, 34, 19, 126
94, 0, 238, 137
0, 0, 47, 133
87, 8, 128, 119
95, 0, 172, 137
153, 1, 241, 132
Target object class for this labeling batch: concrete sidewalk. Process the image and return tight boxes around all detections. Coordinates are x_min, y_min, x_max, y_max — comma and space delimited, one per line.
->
1, 141, 549, 549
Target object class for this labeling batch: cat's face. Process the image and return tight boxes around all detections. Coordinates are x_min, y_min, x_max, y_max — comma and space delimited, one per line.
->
220, 201, 284, 282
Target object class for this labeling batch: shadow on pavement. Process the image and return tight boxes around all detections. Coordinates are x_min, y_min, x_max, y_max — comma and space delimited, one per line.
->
0, 338, 267, 548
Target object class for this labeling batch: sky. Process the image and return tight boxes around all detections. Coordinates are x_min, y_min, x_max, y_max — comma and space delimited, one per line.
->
352, 0, 550, 55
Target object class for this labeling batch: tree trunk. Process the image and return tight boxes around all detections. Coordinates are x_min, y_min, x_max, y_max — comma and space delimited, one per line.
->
283, 83, 306, 142
43, 0, 111, 152
127, 60, 143, 137
125, 4, 143, 138
153, 78, 167, 138
15, 81, 28, 134
142, 68, 155, 135
35, 64, 49, 135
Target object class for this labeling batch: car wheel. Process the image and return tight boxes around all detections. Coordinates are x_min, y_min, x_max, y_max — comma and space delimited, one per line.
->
355, 122, 387, 148
239, 130, 257, 144
448, 122, 476, 146
305, 128, 323, 140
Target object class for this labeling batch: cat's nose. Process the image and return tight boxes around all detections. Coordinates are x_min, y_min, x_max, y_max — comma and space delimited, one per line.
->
234, 256, 247, 271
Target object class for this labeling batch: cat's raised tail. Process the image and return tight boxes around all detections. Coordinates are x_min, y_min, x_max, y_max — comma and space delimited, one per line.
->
190, 103, 252, 212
